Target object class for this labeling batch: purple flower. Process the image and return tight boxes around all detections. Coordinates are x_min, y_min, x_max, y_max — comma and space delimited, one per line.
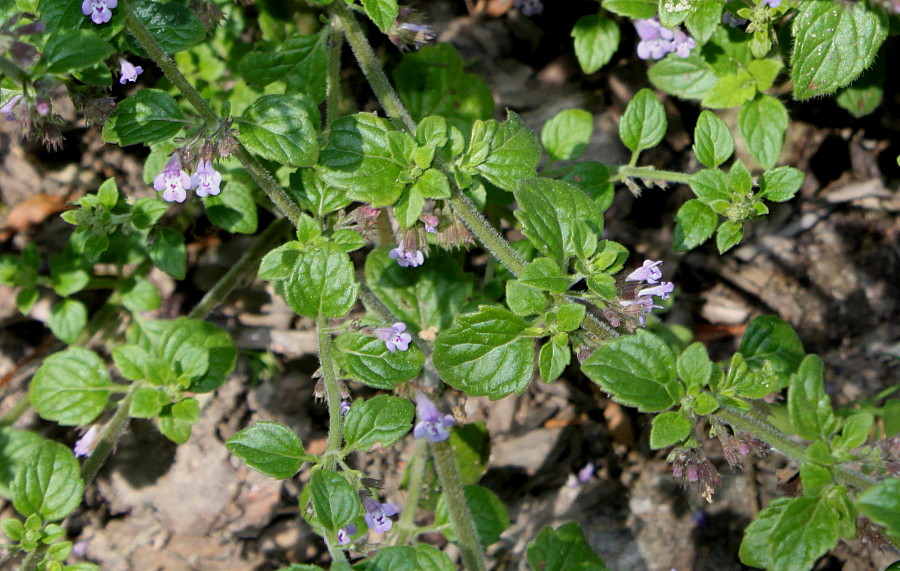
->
638, 281, 675, 300
413, 393, 455, 443
82, 0, 117, 24
190, 159, 222, 197
515, 0, 544, 16
1, 95, 22, 120
374, 322, 412, 353
578, 462, 595, 483
671, 30, 696, 58
722, 12, 748, 27
634, 17, 695, 60
388, 246, 424, 268
619, 296, 662, 326
337, 523, 356, 546
625, 260, 663, 284
74, 426, 100, 458
340, 400, 351, 416
118, 59, 143, 84
153, 154, 192, 203
422, 214, 438, 234
762, 0, 781, 7
363, 497, 398, 533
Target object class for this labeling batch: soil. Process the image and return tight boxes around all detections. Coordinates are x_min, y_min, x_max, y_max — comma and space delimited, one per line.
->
0, 1, 898, 570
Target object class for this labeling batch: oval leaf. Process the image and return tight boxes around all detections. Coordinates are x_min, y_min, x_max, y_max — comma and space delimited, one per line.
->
30, 347, 114, 426
226, 421, 312, 479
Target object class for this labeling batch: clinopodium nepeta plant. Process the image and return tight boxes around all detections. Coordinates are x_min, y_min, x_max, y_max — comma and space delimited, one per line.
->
0, 0, 897, 570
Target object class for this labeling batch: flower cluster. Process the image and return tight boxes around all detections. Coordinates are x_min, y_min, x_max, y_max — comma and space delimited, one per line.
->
1, 90, 66, 150
413, 393, 455, 443
607, 259, 674, 327
82, 0, 117, 25
389, 246, 424, 268
670, 448, 720, 503
154, 153, 222, 203
634, 17, 696, 61
373, 322, 412, 353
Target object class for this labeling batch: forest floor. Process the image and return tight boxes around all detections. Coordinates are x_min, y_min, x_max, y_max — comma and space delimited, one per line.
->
0, 1, 898, 569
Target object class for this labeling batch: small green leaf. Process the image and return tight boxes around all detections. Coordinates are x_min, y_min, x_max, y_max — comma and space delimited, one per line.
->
701, 71, 756, 109
759, 166, 804, 202
158, 399, 200, 444
43, 30, 114, 73
129, 0, 206, 54
677, 342, 716, 393
0, 428, 47, 499
129, 387, 168, 419
689, 168, 730, 203
556, 303, 586, 332
239, 95, 318, 168
788, 355, 838, 441
362, 0, 398, 32
834, 60, 884, 119
571, 13, 620, 74
102, 89, 185, 146
692, 111, 734, 169
542, 109, 594, 161
284, 245, 358, 318
308, 470, 359, 531
259, 242, 302, 281
289, 168, 351, 217
434, 306, 535, 400
343, 395, 415, 452
131, 198, 169, 229
49, 254, 90, 298
539, 333, 570, 384
716, 220, 743, 254
436, 485, 509, 547
334, 333, 424, 389
204, 181, 258, 234
800, 463, 832, 497
832, 412, 873, 451
685, 0, 722, 44
226, 421, 312, 479
49, 299, 87, 344
857, 479, 900, 536
450, 423, 490, 486
148, 227, 186, 280
582, 330, 682, 412
738, 315, 804, 397
11, 441, 83, 522
157, 318, 237, 393
30, 348, 114, 426
238, 30, 328, 102
747, 59, 783, 92
619, 89, 667, 155
738, 95, 788, 169
601, 0, 656, 19
674, 199, 717, 251
472, 112, 542, 192
527, 521, 609, 571
648, 53, 718, 100
505, 280, 548, 317
650, 410, 692, 449
121, 276, 161, 313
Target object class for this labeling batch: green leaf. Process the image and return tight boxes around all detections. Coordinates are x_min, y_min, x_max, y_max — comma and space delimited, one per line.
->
619, 89, 667, 155
129, 0, 206, 54
37, 0, 83, 32
542, 109, 594, 162
49, 299, 87, 344
319, 113, 407, 206
11, 441, 83, 522
790, 0, 888, 100
527, 521, 608, 571
30, 348, 114, 426
738, 95, 787, 170
716, 220, 743, 254
412, 168, 450, 199
834, 59, 884, 119
308, 470, 359, 531
238, 30, 328, 102
701, 70, 756, 109
43, 30, 114, 73
677, 342, 716, 394
158, 398, 200, 444
519, 258, 571, 293
747, 58, 783, 92
738, 315, 804, 396
582, 330, 682, 412
539, 333, 570, 384
602, 0, 656, 19
130, 198, 169, 230
450, 423, 490, 486
788, 355, 838, 442
557, 304, 586, 332
571, 13, 621, 74
0, 428, 46, 499
259, 243, 301, 281
471, 112, 542, 192
239, 95, 318, 168
102, 89, 185, 147
149, 227, 186, 280
356, 547, 416, 571
225, 421, 312, 479
414, 543, 457, 571
121, 276, 161, 313
648, 53, 718, 100
505, 280, 548, 317
557, 162, 614, 211
857, 479, 900, 536
649, 410, 692, 449
759, 166, 804, 203
692, 111, 734, 169
673, 199, 717, 251
343, 395, 415, 452
800, 462, 832, 497
204, 181, 258, 234
49, 254, 90, 298
688, 168, 730, 204
433, 306, 535, 400
157, 318, 237, 393
685, 0, 722, 44
436, 485, 509, 547
289, 168, 351, 217
334, 333, 424, 390
658, 0, 696, 27
129, 387, 168, 418
394, 45, 494, 134
362, 0, 398, 33
832, 412, 873, 451
284, 245, 358, 318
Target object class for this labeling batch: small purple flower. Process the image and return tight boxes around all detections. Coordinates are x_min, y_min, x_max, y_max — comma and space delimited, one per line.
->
363, 497, 398, 534
634, 17, 695, 60
515, 0, 544, 16
1, 95, 22, 120
118, 59, 143, 84
340, 400, 351, 416
153, 153, 192, 203
388, 246, 424, 268
190, 159, 222, 197
413, 393, 455, 443
619, 296, 662, 326
422, 214, 438, 234
82, 0, 117, 24
722, 12, 749, 27
374, 322, 412, 353
578, 462, 595, 483
762, 0, 781, 7
625, 260, 663, 284
74, 426, 100, 458
638, 281, 675, 300
337, 523, 356, 546
671, 30, 696, 58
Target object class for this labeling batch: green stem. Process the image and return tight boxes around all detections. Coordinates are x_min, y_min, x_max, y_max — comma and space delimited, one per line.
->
123, 2, 303, 226
316, 315, 344, 471
431, 440, 486, 571
187, 218, 291, 320
613, 166, 692, 185
330, 2, 416, 133
326, 15, 345, 129
393, 437, 429, 545
448, 189, 526, 277
714, 406, 879, 492
81, 382, 140, 485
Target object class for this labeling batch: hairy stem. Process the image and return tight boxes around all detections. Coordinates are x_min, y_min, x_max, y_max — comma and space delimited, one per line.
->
431, 440, 486, 571
613, 166, 692, 185
316, 315, 344, 471
393, 437, 429, 545
714, 406, 880, 492
326, 15, 345, 128
81, 382, 139, 484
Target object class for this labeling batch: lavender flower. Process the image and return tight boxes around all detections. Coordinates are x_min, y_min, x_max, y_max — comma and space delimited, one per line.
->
625, 260, 663, 284
82, 0, 117, 24
374, 322, 412, 353
388, 8, 435, 51
389, 246, 424, 268
578, 462, 595, 483
671, 30, 696, 58
190, 159, 222, 197
118, 59, 143, 84
337, 523, 356, 546
153, 153, 192, 203
638, 281, 675, 300
722, 12, 749, 27
340, 400, 351, 416
1, 95, 22, 120
363, 497, 398, 533
421, 214, 439, 234
413, 393, 455, 443
515, 0, 544, 16
74, 426, 100, 458
762, 0, 781, 7
619, 296, 662, 326
634, 17, 695, 60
